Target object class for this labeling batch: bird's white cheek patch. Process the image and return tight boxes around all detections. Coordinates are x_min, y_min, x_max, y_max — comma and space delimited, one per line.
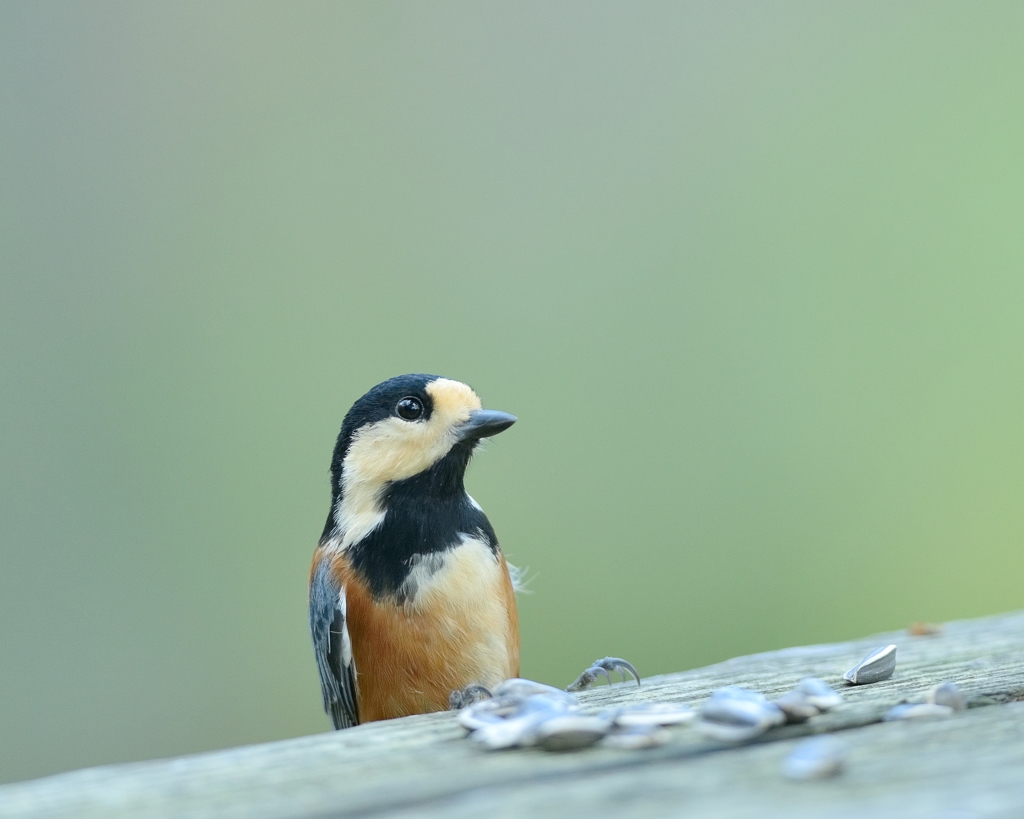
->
336, 418, 440, 549
344, 417, 444, 488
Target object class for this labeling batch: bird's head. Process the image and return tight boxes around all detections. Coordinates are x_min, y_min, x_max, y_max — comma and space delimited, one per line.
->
324, 374, 516, 545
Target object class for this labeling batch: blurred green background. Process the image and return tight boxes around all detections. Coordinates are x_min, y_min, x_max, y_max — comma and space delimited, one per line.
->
2, 1, 1023, 785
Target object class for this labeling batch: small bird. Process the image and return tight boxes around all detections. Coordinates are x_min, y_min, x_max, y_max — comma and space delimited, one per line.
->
309, 374, 521, 728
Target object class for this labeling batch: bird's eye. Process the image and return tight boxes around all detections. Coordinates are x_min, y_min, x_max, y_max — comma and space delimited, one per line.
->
396, 396, 424, 420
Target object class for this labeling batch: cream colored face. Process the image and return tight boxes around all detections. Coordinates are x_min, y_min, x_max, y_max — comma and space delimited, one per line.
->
333, 378, 482, 549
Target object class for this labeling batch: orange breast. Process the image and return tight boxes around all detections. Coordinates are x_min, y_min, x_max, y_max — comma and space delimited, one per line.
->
333, 546, 519, 723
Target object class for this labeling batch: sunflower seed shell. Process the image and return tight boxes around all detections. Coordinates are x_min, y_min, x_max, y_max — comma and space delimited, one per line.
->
492, 678, 579, 705
844, 644, 897, 685
884, 703, 954, 721
601, 725, 671, 750
535, 715, 613, 752
796, 677, 844, 710
773, 690, 821, 723
782, 736, 848, 780
697, 690, 785, 741
612, 702, 696, 727
927, 681, 966, 712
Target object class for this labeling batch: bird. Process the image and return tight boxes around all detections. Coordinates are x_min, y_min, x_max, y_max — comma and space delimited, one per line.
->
309, 374, 521, 728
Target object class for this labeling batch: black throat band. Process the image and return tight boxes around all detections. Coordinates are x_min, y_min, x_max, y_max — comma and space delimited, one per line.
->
338, 442, 499, 599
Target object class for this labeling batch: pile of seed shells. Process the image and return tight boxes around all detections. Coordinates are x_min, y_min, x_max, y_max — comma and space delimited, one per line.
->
457, 679, 694, 752
456, 676, 846, 753
695, 677, 843, 742
457, 642, 967, 783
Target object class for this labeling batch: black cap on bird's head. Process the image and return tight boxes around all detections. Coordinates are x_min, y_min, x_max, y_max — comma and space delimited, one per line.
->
324, 375, 515, 538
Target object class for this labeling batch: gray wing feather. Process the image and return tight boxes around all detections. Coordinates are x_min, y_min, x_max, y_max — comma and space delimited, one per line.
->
309, 558, 359, 729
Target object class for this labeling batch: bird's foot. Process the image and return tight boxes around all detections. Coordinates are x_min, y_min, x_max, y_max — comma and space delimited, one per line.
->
566, 657, 641, 692
449, 683, 493, 710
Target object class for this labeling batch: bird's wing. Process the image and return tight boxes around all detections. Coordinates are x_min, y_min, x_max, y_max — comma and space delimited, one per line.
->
309, 555, 359, 729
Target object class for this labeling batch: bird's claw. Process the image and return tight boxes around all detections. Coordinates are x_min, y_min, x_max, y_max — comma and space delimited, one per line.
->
449, 683, 493, 710
566, 657, 641, 692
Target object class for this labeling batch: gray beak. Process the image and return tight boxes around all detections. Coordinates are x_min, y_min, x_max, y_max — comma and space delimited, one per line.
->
457, 409, 517, 442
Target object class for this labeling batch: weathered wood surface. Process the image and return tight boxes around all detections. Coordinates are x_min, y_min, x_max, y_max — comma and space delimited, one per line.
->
3, 610, 1024, 819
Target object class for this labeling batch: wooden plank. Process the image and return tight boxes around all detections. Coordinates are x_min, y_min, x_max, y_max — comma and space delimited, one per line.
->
383, 702, 1024, 819
3, 611, 1024, 819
